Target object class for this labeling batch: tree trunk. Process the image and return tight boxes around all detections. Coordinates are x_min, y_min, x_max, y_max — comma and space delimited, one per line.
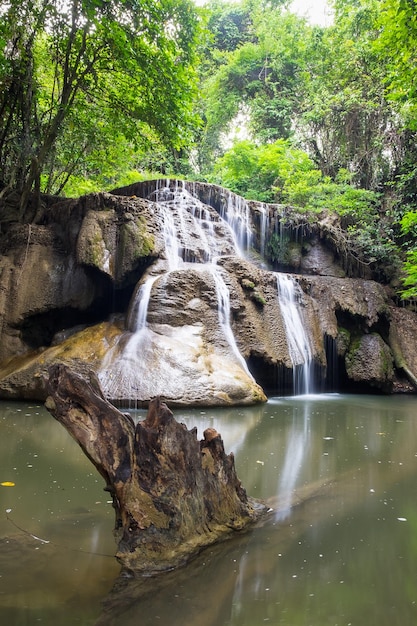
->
44, 364, 267, 576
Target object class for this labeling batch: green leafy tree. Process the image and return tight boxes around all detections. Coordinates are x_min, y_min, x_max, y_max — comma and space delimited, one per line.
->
211, 138, 399, 275
196, 0, 300, 173
297, 0, 401, 190
210, 139, 318, 202
372, 0, 417, 297
0, 0, 201, 218
398, 211, 417, 299
376, 0, 417, 129
199, 0, 412, 193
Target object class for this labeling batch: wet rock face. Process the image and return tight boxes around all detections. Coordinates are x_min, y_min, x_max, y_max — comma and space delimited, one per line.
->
75, 195, 159, 285
389, 307, 417, 378
345, 333, 394, 392
0, 224, 98, 360
0, 179, 416, 403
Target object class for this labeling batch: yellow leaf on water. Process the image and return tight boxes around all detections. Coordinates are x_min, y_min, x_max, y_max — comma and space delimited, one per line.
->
1, 481, 15, 487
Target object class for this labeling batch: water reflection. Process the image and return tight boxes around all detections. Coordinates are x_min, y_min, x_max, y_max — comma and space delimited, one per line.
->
0, 402, 119, 625
2, 395, 417, 625
275, 401, 311, 521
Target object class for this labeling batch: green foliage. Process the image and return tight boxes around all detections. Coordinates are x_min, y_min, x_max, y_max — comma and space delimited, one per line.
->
211, 138, 380, 215
266, 232, 292, 265
203, 0, 254, 57
375, 0, 417, 129
197, 0, 408, 190
210, 139, 319, 202
197, 5, 311, 173
0, 0, 202, 215
400, 211, 417, 239
211, 136, 401, 273
297, 0, 400, 189
399, 210, 417, 298
401, 249, 417, 299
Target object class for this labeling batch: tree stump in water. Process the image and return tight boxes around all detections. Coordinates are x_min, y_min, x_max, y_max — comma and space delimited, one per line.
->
45, 364, 267, 576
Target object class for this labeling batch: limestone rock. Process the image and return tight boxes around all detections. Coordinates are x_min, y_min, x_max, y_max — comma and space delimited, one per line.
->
75, 196, 158, 285
0, 224, 96, 361
301, 275, 390, 338
0, 179, 416, 403
345, 333, 394, 392
388, 306, 417, 389
0, 321, 123, 400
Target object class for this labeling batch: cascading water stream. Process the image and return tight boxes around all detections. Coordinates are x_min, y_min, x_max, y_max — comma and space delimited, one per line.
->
217, 190, 253, 256
276, 273, 314, 395
259, 204, 269, 260
127, 275, 160, 332
99, 180, 257, 401
211, 266, 253, 379
98, 178, 322, 402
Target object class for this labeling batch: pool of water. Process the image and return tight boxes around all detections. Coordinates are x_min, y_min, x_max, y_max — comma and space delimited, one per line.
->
1, 394, 417, 625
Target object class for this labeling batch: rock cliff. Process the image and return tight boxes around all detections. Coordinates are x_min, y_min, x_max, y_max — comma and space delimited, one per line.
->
0, 179, 415, 405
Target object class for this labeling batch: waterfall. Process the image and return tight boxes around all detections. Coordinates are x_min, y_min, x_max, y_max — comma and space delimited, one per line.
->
160, 202, 183, 270
259, 204, 269, 259
127, 182, 224, 333
211, 266, 253, 379
219, 191, 253, 255
126, 274, 160, 332
99, 181, 257, 402
276, 273, 314, 395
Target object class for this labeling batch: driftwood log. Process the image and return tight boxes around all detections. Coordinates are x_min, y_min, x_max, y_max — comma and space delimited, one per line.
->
44, 364, 267, 576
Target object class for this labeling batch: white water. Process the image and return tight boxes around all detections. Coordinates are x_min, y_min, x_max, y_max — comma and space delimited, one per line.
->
99, 181, 257, 399
259, 204, 269, 259
160, 202, 183, 270
219, 190, 253, 254
211, 266, 253, 379
98, 181, 320, 400
126, 274, 160, 332
276, 273, 314, 395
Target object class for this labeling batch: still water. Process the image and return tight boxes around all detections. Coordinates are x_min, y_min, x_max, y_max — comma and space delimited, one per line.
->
1, 394, 417, 625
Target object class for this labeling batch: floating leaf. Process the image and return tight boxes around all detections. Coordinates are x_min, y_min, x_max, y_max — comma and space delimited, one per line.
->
1, 481, 15, 487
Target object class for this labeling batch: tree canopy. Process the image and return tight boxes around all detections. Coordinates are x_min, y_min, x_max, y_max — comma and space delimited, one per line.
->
0, 0, 201, 216
1, 0, 417, 299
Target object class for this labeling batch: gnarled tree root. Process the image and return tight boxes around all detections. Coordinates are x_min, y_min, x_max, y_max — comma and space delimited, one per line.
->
44, 363, 268, 576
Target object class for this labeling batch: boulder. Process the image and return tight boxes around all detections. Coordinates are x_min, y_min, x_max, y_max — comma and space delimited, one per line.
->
345, 332, 394, 392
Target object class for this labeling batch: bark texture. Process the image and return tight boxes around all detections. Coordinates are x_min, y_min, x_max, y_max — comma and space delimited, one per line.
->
44, 363, 267, 576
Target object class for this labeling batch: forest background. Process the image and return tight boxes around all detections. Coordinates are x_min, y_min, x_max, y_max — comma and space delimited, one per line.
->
1, 0, 417, 299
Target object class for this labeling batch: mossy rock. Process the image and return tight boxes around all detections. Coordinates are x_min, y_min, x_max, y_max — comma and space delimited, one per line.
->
252, 291, 266, 306
241, 278, 255, 290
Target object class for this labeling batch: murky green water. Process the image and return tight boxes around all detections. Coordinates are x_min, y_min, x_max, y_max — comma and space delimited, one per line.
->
1, 394, 417, 625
